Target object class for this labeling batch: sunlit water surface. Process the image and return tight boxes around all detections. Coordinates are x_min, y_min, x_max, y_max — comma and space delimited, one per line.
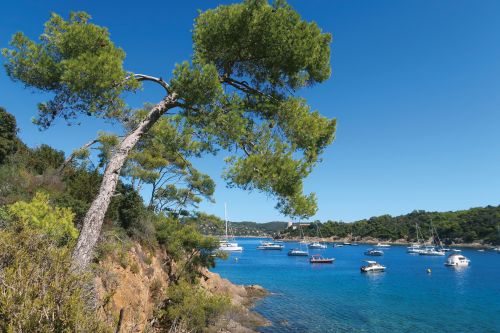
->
211, 238, 500, 332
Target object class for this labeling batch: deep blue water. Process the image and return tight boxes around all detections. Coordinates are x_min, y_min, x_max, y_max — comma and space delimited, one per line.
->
211, 238, 500, 333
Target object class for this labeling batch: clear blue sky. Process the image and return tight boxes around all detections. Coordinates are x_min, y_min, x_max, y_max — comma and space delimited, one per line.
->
1, 0, 499, 222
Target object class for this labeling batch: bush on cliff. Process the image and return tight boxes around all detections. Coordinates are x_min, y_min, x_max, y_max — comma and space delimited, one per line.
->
0, 226, 110, 332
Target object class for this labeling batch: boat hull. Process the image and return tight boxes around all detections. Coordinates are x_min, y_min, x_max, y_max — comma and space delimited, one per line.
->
257, 246, 284, 250
310, 259, 334, 263
361, 267, 385, 272
288, 251, 309, 256
219, 246, 243, 251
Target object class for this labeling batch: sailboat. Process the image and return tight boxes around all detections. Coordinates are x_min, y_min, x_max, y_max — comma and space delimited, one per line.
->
288, 222, 309, 256
218, 203, 243, 252
419, 221, 445, 256
308, 224, 328, 249
407, 223, 425, 254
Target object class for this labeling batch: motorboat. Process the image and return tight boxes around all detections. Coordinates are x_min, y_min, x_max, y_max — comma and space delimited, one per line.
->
452, 249, 462, 252
308, 242, 327, 249
257, 241, 284, 250
351, 243, 359, 246
343, 242, 351, 246
309, 254, 334, 264
360, 260, 386, 272
376, 243, 391, 248
333, 243, 344, 248
218, 204, 243, 252
494, 247, 500, 252
419, 247, 445, 256
288, 248, 309, 256
445, 254, 470, 267
219, 240, 243, 252
364, 249, 384, 256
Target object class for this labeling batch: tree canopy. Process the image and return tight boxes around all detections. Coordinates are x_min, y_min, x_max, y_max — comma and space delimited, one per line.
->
2, 0, 335, 220
0, 107, 19, 164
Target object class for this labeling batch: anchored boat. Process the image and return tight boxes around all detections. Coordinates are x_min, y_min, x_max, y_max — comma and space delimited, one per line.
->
309, 254, 334, 264
308, 242, 327, 249
364, 248, 384, 256
419, 246, 445, 256
218, 204, 243, 252
360, 260, 386, 272
445, 253, 470, 267
288, 248, 309, 256
257, 241, 284, 250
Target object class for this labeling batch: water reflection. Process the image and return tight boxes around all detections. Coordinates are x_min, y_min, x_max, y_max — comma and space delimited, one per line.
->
448, 265, 470, 293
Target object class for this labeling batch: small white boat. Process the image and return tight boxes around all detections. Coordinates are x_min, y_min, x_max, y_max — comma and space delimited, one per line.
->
219, 240, 243, 252
308, 242, 327, 249
452, 249, 462, 252
478, 249, 485, 252
494, 247, 500, 252
361, 260, 386, 272
343, 242, 351, 246
419, 247, 445, 256
376, 243, 391, 248
288, 248, 309, 256
407, 244, 424, 254
257, 241, 284, 250
334, 243, 344, 248
364, 249, 384, 256
445, 254, 470, 267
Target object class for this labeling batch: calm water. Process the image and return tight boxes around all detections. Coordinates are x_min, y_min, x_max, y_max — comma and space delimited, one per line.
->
211, 238, 500, 333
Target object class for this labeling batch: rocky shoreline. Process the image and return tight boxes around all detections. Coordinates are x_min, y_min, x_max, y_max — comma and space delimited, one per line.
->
278, 236, 494, 249
201, 269, 271, 332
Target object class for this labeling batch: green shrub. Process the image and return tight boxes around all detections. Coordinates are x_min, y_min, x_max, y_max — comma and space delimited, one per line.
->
0, 227, 111, 332
160, 280, 230, 332
155, 216, 219, 282
8, 191, 78, 245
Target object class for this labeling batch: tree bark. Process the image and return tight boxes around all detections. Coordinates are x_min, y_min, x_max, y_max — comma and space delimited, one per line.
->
72, 95, 178, 270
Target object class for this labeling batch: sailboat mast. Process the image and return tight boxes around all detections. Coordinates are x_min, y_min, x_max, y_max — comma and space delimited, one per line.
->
224, 202, 228, 239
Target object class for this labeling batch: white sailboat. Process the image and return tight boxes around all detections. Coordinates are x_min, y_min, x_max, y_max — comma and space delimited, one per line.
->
288, 223, 309, 256
419, 222, 445, 256
407, 223, 425, 254
218, 203, 243, 252
308, 223, 328, 249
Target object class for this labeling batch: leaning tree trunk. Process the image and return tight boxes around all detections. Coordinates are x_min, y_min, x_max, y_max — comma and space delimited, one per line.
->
72, 95, 177, 270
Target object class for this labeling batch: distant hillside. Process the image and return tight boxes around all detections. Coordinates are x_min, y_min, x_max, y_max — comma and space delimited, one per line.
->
197, 219, 288, 237
230, 221, 288, 236
279, 205, 500, 245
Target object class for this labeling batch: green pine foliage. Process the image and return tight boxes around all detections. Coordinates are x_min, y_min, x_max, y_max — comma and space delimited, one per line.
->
3, 0, 337, 219
2, 12, 139, 128
8, 192, 78, 245
0, 107, 19, 164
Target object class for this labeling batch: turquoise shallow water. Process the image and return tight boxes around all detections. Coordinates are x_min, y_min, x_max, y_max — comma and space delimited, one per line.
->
211, 238, 500, 333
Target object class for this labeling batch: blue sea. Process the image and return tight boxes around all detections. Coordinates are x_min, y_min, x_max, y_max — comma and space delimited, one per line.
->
211, 238, 500, 333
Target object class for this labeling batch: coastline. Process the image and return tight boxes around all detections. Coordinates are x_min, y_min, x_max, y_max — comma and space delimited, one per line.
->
201, 269, 271, 332
277, 236, 493, 249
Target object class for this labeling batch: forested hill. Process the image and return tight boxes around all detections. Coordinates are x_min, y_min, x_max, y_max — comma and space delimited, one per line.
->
197, 220, 288, 237
280, 206, 500, 245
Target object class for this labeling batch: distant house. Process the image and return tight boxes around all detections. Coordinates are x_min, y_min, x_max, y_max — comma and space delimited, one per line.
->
287, 222, 311, 230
